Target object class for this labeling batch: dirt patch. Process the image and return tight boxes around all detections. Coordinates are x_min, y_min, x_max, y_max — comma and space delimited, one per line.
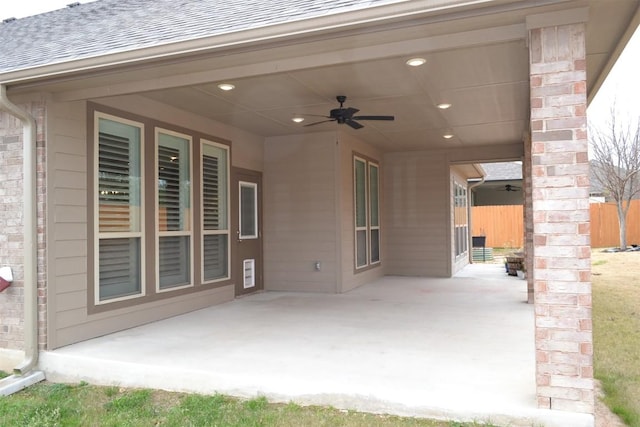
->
595, 380, 626, 427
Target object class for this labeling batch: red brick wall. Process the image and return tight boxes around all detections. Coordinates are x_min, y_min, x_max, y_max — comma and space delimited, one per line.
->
0, 98, 47, 354
529, 23, 594, 414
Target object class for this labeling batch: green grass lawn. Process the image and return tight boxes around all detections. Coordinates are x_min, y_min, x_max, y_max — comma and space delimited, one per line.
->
0, 380, 496, 427
592, 251, 640, 427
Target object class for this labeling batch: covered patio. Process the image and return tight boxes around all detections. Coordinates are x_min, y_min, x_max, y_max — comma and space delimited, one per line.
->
39, 264, 587, 426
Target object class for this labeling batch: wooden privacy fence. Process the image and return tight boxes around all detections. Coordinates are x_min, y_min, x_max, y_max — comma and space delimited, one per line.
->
591, 201, 640, 248
471, 200, 640, 249
471, 205, 524, 248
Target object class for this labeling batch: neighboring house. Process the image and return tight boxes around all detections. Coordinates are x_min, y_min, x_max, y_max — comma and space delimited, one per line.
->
1, 0, 639, 422
471, 162, 524, 206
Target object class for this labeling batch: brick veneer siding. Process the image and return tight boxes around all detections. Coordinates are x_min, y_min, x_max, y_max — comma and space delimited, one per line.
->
0, 99, 47, 354
523, 132, 534, 304
529, 23, 594, 414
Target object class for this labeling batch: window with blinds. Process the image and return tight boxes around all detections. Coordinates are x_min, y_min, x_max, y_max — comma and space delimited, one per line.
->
201, 141, 229, 282
156, 129, 192, 290
96, 115, 144, 302
454, 182, 468, 258
354, 156, 381, 270
93, 109, 233, 307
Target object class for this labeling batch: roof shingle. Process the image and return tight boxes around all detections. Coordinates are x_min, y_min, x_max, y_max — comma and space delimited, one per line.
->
0, 0, 399, 74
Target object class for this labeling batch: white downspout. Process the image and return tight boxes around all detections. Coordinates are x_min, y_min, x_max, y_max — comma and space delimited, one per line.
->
0, 85, 39, 375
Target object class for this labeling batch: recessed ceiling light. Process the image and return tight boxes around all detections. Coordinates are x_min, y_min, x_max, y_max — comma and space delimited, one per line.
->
292, 116, 305, 123
406, 57, 426, 67
217, 83, 235, 91
437, 103, 452, 110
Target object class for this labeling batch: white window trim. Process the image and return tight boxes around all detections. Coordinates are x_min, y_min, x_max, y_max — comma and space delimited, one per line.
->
354, 155, 381, 270
239, 181, 259, 240
453, 179, 469, 260
155, 127, 194, 293
368, 162, 381, 266
94, 112, 146, 305
200, 139, 231, 284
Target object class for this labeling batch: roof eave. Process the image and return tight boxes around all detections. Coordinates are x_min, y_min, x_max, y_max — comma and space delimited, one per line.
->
0, 0, 565, 86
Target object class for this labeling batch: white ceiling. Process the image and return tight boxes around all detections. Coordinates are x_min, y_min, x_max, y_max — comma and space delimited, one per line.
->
142, 40, 531, 151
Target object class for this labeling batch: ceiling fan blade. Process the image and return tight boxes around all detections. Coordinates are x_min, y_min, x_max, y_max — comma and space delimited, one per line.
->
303, 119, 335, 127
344, 107, 360, 117
301, 114, 331, 118
352, 115, 395, 121
345, 119, 364, 130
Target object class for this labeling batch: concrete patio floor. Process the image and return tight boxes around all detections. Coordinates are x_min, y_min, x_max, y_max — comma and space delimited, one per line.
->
39, 263, 592, 426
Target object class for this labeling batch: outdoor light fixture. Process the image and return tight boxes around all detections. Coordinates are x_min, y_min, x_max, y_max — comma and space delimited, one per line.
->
437, 103, 452, 109
443, 132, 454, 139
217, 83, 235, 91
292, 116, 305, 123
406, 57, 426, 67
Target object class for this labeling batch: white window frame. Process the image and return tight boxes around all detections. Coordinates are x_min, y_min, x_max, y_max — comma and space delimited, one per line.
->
94, 112, 146, 305
155, 127, 194, 293
200, 139, 231, 284
239, 181, 259, 240
453, 180, 469, 259
354, 155, 380, 270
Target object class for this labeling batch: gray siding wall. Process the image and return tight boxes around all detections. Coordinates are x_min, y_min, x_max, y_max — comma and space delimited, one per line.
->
47, 100, 89, 349
262, 131, 384, 293
384, 151, 450, 277
46, 95, 263, 349
263, 132, 339, 292
383, 145, 523, 278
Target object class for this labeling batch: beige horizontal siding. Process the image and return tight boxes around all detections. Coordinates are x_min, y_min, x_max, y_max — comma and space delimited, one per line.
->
54, 286, 233, 347
263, 132, 339, 293
383, 151, 449, 277
46, 97, 261, 349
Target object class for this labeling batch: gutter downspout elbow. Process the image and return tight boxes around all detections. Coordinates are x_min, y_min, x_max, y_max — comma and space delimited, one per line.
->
0, 85, 39, 375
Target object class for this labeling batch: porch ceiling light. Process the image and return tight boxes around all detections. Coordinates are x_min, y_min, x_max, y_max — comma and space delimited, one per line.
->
405, 57, 426, 67
292, 116, 305, 123
217, 83, 235, 91
437, 103, 452, 110
443, 132, 454, 139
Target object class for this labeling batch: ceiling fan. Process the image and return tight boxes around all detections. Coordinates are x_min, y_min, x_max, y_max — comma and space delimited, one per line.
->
498, 184, 521, 192
304, 95, 394, 129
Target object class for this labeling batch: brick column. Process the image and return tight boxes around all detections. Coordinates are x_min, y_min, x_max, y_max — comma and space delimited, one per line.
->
529, 22, 593, 414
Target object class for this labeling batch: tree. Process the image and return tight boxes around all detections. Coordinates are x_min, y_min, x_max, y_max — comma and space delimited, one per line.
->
590, 105, 640, 250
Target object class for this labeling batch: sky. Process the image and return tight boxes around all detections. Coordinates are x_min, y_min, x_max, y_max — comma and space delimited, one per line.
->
588, 26, 640, 129
2, 1, 93, 20
2, 0, 638, 131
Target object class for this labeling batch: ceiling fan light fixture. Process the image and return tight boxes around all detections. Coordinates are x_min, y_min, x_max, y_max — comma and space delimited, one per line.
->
406, 57, 426, 67
437, 103, 452, 109
217, 83, 235, 91
291, 116, 305, 123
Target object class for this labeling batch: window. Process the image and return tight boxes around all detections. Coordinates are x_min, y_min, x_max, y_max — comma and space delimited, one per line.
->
156, 129, 193, 291
201, 140, 230, 282
239, 182, 258, 239
95, 114, 144, 303
453, 181, 468, 258
354, 156, 380, 269
92, 107, 233, 309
